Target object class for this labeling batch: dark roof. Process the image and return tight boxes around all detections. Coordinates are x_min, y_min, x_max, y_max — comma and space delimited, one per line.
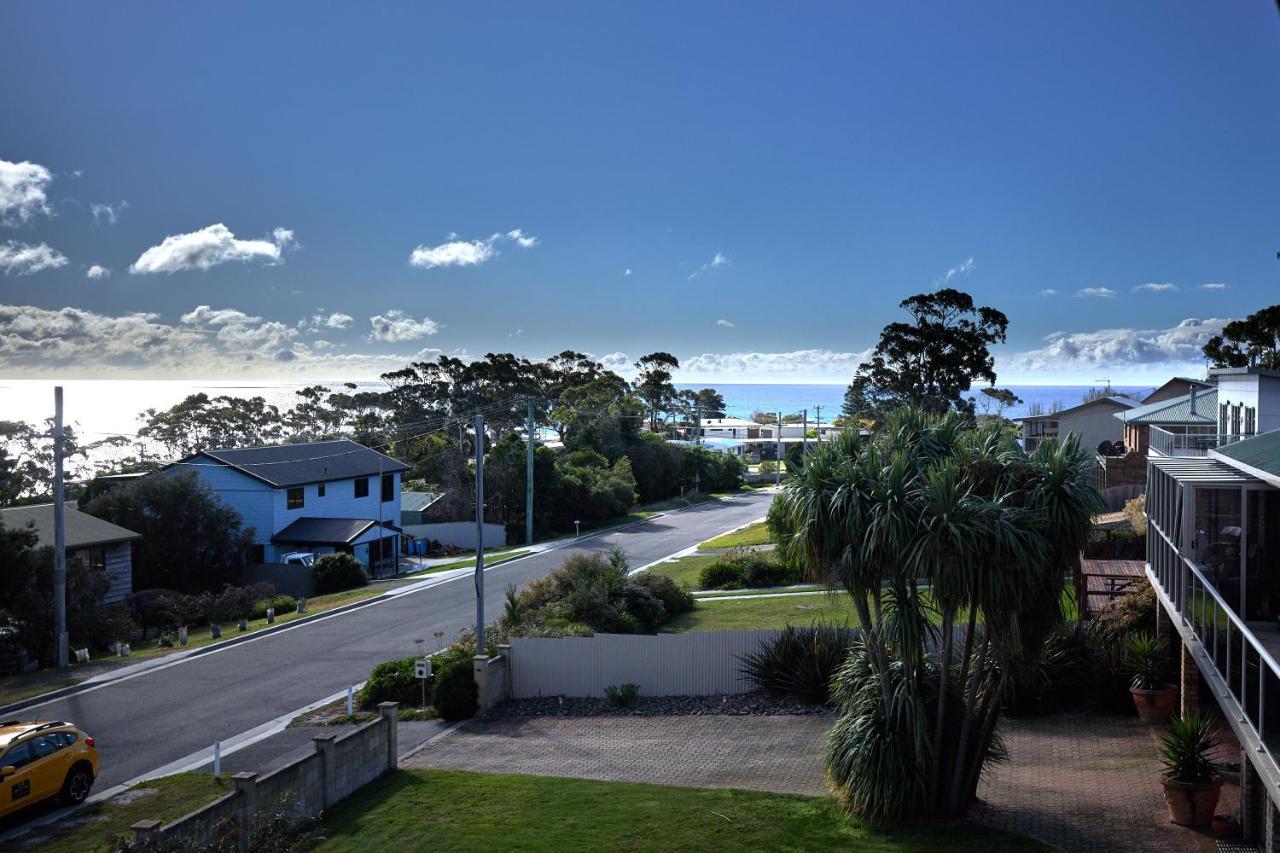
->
1116, 389, 1218, 425
1141, 377, 1213, 405
271, 517, 401, 546
1212, 430, 1280, 486
0, 504, 141, 550
1016, 396, 1137, 422
401, 491, 445, 513
182, 440, 409, 488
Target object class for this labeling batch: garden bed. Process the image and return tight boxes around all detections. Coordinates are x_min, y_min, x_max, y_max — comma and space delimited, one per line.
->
490, 692, 830, 718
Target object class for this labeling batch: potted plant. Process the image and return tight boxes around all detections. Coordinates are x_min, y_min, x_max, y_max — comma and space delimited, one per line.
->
1159, 713, 1222, 826
1124, 632, 1177, 723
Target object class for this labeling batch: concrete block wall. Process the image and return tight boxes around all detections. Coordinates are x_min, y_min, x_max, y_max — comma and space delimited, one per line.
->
132, 703, 399, 850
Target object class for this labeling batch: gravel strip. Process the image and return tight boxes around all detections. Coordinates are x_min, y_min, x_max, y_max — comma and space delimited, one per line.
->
490, 692, 831, 718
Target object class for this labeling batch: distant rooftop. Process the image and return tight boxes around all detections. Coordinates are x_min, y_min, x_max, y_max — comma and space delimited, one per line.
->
1016, 395, 1137, 422
1117, 388, 1218, 425
177, 439, 409, 489
401, 491, 445, 513
0, 504, 140, 550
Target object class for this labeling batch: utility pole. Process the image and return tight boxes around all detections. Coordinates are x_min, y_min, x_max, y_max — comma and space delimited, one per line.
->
774, 411, 782, 485
693, 407, 701, 494
53, 386, 68, 668
802, 408, 809, 459
815, 405, 822, 445
473, 414, 486, 656
525, 399, 535, 546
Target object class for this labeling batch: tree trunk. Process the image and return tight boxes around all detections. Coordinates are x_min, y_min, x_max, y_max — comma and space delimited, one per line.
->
961, 666, 1009, 809
930, 607, 955, 810
948, 634, 991, 815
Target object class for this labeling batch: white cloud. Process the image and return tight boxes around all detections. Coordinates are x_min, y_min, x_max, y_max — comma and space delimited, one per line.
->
409, 229, 538, 269
624, 268, 632, 276
688, 252, 731, 280
1002, 317, 1228, 376
0, 160, 53, 225
1075, 287, 1116, 298
298, 311, 354, 333
180, 305, 263, 327
716, 319, 735, 328
941, 257, 975, 285
679, 348, 872, 382
86, 264, 110, 280
596, 351, 631, 373
130, 223, 296, 274
369, 310, 440, 342
1133, 282, 1177, 293
1039, 289, 1059, 297
90, 201, 128, 226
0, 241, 69, 276
1200, 283, 1227, 290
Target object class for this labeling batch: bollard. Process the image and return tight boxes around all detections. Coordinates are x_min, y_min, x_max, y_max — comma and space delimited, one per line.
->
213, 740, 221, 779
347, 683, 354, 718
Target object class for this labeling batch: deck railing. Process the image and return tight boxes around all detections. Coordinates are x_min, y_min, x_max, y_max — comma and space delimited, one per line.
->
1148, 426, 1252, 458
1149, 521, 1280, 760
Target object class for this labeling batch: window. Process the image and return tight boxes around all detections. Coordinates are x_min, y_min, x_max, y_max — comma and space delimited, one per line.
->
354, 478, 370, 499
29, 736, 56, 761
252, 544, 266, 564
317, 483, 326, 498
286, 487, 304, 510
381, 474, 394, 503
2, 741, 32, 770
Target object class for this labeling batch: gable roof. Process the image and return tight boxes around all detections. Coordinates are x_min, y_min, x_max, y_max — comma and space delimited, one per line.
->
181, 439, 410, 489
271, 517, 401, 546
1116, 388, 1218, 425
401, 491, 445, 513
0, 504, 140, 550
1016, 396, 1137, 422
1141, 377, 1213, 405
1211, 430, 1280, 487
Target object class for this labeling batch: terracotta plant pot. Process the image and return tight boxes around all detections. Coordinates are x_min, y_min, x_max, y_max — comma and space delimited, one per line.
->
1212, 813, 1241, 839
1162, 776, 1222, 827
1131, 684, 1178, 724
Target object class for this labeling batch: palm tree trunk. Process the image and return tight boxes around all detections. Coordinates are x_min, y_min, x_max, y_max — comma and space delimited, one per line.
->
851, 589, 893, 717
956, 607, 978, 701
930, 607, 955, 811
948, 633, 990, 815
960, 666, 1009, 809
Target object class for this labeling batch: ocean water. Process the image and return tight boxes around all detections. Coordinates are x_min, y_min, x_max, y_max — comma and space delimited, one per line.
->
0, 378, 1152, 439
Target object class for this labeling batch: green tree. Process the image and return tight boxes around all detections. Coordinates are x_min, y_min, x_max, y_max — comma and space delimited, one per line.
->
634, 352, 680, 431
83, 471, 255, 593
137, 394, 286, 458
843, 289, 1009, 423
1203, 304, 1280, 369
772, 408, 1099, 822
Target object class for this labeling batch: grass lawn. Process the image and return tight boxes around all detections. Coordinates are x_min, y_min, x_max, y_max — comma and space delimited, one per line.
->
12, 773, 229, 852
313, 769, 1049, 853
401, 549, 532, 576
698, 520, 773, 550
640, 554, 721, 588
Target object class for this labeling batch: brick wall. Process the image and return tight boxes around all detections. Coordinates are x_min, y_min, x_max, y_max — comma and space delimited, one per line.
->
130, 703, 399, 850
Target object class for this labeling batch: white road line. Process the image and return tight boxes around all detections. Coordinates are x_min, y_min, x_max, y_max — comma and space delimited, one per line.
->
628, 515, 767, 576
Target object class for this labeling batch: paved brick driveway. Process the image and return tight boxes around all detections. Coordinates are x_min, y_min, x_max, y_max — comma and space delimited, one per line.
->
975, 711, 1228, 852
402, 714, 831, 795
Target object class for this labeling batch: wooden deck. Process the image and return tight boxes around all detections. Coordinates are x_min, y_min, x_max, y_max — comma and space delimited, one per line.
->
1079, 558, 1146, 617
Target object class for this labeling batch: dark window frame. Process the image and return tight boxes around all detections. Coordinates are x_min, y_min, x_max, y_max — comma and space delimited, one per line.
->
381, 473, 394, 503
286, 487, 305, 510
317, 482, 326, 498
354, 478, 370, 499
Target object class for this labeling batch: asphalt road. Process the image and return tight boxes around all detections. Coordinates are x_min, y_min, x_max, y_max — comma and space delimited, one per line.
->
21, 490, 774, 792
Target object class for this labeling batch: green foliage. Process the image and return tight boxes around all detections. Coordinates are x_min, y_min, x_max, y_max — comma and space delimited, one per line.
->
503, 547, 688, 636
432, 645, 478, 721
312, 552, 369, 595
843, 289, 1009, 421
1159, 713, 1218, 784
758, 459, 779, 474
83, 470, 254, 594
1123, 494, 1147, 535
1203, 303, 1280, 369
250, 595, 297, 621
696, 550, 799, 590
739, 623, 856, 704
360, 656, 427, 710
604, 683, 640, 708
1123, 631, 1171, 691
1001, 620, 1096, 716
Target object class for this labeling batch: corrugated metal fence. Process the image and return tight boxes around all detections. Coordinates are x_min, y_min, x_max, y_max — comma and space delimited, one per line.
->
508, 630, 780, 698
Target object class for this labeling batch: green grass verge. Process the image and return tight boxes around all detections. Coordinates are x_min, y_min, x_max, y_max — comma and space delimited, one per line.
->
20, 773, 229, 852
313, 769, 1050, 852
640, 554, 722, 588
402, 549, 533, 576
698, 520, 773, 550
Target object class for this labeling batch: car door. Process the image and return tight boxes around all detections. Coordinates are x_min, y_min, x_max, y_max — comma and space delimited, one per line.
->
26, 734, 65, 801
0, 741, 35, 816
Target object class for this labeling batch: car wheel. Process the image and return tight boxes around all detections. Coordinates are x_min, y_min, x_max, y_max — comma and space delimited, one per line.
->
60, 765, 93, 805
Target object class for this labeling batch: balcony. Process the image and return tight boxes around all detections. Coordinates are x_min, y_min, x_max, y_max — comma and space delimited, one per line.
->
1148, 425, 1253, 458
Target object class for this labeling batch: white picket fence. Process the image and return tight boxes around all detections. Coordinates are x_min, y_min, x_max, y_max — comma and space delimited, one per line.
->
507, 630, 779, 698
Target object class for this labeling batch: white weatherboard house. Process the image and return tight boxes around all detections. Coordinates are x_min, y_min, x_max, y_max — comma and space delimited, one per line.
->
169, 439, 409, 571
0, 504, 139, 604
1017, 395, 1138, 453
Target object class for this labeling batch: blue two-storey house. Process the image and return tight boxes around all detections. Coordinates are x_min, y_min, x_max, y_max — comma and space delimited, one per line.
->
169, 439, 410, 573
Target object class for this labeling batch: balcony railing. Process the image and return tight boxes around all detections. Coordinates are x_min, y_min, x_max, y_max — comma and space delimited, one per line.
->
1149, 522, 1280, 760
1148, 426, 1253, 458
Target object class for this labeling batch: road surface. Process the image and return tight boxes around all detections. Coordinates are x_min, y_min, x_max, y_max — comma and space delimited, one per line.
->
21, 490, 774, 791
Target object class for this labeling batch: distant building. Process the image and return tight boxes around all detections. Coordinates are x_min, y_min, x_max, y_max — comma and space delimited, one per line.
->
167, 439, 408, 572
0, 504, 139, 604
1017, 396, 1137, 454
400, 491, 446, 526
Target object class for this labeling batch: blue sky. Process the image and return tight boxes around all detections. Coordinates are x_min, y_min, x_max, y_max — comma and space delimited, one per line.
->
1, 1, 1278, 384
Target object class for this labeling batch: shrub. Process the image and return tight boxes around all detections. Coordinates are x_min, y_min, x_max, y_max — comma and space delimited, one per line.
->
698, 550, 797, 590
359, 656, 426, 710
739, 623, 857, 704
742, 558, 799, 588
629, 572, 694, 618
758, 459, 779, 474
605, 683, 640, 709
250, 595, 297, 621
1002, 620, 1096, 716
698, 560, 744, 590
1123, 494, 1147, 535
432, 646, 478, 721
1123, 631, 1171, 690
1160, 713, 1217, 784
312, 552, 368, 595
208, 582, 275, 624
1093, 584, 1157, 648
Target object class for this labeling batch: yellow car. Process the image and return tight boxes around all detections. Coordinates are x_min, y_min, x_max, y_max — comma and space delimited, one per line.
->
0, 720, 98, 817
